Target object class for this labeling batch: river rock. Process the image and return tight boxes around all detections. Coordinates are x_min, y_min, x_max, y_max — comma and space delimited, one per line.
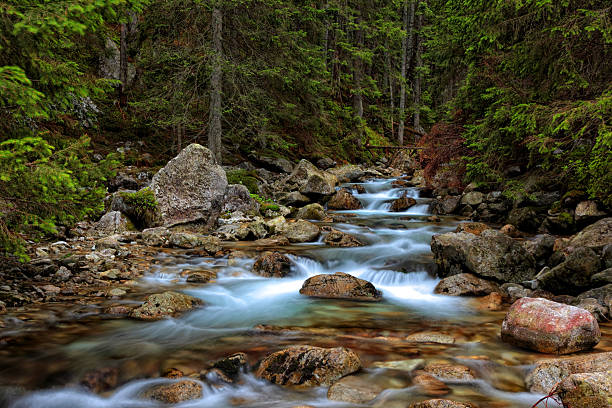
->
255, 345, 361, 387
299, 272, 382, 301
141, 226, 171, 246
455, 222, 490, 235
431, 230, 536, 283
575, 200, 606, 224
390, 193, 417, 212
149, 144, 227, 228
557, 371, 612, 408
591, 268, 612, 286
500, 224, 520, 237
316, 157, 336, 170
536, 246, 601, 294
406, 332, 455, 344
93, 211, 129, 236
501, 297, 600, 354
295, 203, 326, 220
575, 298, 608, 322
280, 219, 320, 243
327, 375, 383, 404
434, 273, 501, 297
526, 352, 612, 393
130, 291, 203, 320
283, 159, 338, 196
423, 363, 476, 381
252, 252, 292, 278
210, 353, 248, 383
222, 184, 259, 214
327, 188, 362, 210
323, 228, 364, 247
143, 380, 203, 404
186, 270, 217, 283
431, 196, 460, 215
409, 400, 477, 408
95, 234, 121, 250
328, 164, 365, 183
412, 372, 451, 396
568, 217, 612, 251
278, 191, 311, 207
460, 191, 484, 207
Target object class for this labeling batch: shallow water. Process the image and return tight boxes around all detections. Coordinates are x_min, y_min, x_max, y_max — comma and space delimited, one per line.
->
2, 178, 609, 408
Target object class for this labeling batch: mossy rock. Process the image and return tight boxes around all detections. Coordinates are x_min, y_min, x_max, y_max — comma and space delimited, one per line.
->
226, 169, 259, 194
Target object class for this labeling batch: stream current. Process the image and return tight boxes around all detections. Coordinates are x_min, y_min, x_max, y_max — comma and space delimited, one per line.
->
3, 178, 574, 407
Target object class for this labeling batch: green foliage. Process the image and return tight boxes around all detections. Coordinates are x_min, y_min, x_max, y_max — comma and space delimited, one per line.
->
0, 136, 117, 259
425, 0, 611, 206
119, 187, 158, 220
227, 169, 259, 194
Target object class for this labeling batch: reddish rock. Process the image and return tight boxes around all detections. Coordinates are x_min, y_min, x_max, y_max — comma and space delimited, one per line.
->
143, 380, 203, 403
501, 297, 600, 354
129, 291, 203, 321
455, 222, 490, 235
500, 224, 520, 237
327, 188, 362, 210
475, 292, 503, 311
252, 251, 292, 278
299, 272, 382, 301
255, 345, 361, 387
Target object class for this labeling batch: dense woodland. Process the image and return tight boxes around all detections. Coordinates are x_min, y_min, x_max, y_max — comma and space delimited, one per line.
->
1, 0, 610, 257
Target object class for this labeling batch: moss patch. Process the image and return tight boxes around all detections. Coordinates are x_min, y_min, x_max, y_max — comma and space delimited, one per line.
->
226, 169, 259, 194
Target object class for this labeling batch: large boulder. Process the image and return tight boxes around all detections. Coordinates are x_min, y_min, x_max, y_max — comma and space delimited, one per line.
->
252, 252, 292, 278
222, 184, 259, 214
568, 217, 612, 251
501, 297, 600, 354
129, 291, 203, 320
526, 352, 612, 393
557, 371, 612, 408
431, 196, 461, 215
575, 200, 606, 225
431, 230, 536, 283
536, 247, 601, 294
283, 159, 338, 196
255, 345, 361, 387
460, 191, 484, 207
299, 272, 382, 301
149, 144, 227, 227
455, 222, 490, 235
434, 273, 500, 296
327, 188, 362, 210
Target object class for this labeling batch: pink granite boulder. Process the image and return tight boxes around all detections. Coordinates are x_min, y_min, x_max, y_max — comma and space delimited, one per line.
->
501, 297, 600, 354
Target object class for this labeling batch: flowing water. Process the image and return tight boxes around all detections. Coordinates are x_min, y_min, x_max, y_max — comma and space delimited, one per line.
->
5, 177, 605, 407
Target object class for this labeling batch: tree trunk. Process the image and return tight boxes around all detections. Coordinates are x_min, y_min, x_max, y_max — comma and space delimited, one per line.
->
208, 6, 223, 164
413, 1, 424, 137
119, 23, 128, 106
352, 19, 364, 146
398, 1, 415, 146
385, 49, 394, 140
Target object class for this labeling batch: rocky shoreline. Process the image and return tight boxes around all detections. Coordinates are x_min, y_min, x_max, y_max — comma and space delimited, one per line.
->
1, 144, 610, 408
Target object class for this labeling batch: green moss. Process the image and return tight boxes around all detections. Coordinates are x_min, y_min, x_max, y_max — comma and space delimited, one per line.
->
558, 211, 574, 225
120, 188, 158, 216
261, 203, 280, 212
226, 169, 260, 194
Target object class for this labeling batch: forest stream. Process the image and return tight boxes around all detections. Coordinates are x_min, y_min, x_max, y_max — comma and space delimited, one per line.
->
2, 178, 610, 408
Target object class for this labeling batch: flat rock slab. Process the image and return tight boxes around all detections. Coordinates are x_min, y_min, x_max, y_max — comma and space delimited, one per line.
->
255, 345, 361, 387
142, 380, 203, 403
501, 297, 600, 354
409, 399, 478, 408
557, 370, 612, 408
299, 272, 382, 301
